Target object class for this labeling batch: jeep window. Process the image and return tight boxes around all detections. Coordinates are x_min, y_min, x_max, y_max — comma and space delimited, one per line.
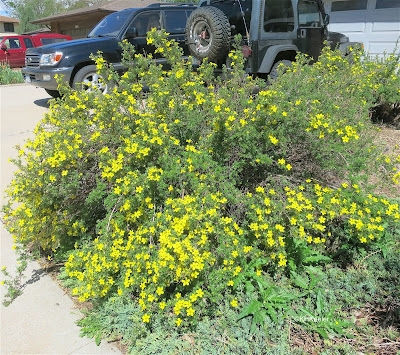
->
125, 12, 162, 38
298, 0, 322, 27
88, 11, 133, 38
164, 10, 190, 35
264, 0, 294, 33
23, 38, 34, 48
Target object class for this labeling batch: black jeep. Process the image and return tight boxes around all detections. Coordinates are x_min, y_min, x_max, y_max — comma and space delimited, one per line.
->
185, 0, 331, 77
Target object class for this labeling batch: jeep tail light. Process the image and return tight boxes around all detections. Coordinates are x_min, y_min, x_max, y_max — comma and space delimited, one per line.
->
241, 45, 252, 58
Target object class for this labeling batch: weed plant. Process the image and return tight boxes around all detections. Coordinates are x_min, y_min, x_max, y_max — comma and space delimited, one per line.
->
1, 31, 400, 351
0, 62, 24, 85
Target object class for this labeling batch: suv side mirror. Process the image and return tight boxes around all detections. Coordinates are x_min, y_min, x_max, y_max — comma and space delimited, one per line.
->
125, 27, 138, 39
324, 14, 330, 25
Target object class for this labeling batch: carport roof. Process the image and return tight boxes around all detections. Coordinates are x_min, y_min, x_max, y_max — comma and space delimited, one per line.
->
31, 0, 162, 24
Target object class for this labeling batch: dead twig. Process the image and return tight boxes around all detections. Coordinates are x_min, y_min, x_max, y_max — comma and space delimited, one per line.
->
355, 249, 381, 269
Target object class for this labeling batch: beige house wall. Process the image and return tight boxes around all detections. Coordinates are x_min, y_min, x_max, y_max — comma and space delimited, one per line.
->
49, 13, 107, 39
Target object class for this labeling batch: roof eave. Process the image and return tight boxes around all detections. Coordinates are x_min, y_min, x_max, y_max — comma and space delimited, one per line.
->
31, 8, 114, 24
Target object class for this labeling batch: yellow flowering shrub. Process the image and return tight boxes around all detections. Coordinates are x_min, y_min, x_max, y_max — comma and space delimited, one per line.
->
2, 30, 400, 328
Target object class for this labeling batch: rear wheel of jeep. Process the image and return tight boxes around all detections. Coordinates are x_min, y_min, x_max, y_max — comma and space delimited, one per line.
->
186, 6, 231, 63
269, 60, 293, 82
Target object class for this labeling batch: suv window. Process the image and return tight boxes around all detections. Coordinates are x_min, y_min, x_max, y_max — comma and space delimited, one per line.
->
127, 11, 162, 37
298, 0, 322, 27
3, 38, 21, 49
89, 11, 133, 37
23, 38, 34, 48
40, 38, 68, 45
165, 10, 189, 35
264, 0, 294, 33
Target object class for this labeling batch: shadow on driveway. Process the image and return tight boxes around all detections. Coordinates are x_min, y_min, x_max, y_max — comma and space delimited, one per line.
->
34, 98, 51, 109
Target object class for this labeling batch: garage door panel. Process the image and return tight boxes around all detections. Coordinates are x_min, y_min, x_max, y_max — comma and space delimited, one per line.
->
329, 22, 366, 33
372, 21, 400, 32
325, 0, 400, 56
369, 41, 398, 55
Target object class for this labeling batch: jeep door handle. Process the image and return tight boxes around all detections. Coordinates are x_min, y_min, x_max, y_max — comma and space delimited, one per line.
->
300, 29, 307, 38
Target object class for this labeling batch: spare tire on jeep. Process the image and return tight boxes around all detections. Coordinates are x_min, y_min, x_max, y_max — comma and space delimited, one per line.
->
185, 6, 231, 63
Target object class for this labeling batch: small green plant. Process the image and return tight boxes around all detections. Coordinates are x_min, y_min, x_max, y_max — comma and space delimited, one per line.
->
237, 283, 296, 332
290, 269, 353, 339
293, 289, 353, 339
0, 62, 24, 85
1, 249, 28, 306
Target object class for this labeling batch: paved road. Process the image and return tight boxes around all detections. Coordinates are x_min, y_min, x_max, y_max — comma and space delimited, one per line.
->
0, 84, 122, 354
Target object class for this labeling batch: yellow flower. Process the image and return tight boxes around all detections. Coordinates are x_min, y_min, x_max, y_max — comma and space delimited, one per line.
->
269, 135, 279, 145
278, 258, 287, 267
175, 318, 182, 326
187, 308, 195, 316
196, 289, 204, 298
231, 298, 238, 307
142, 313, 150, 323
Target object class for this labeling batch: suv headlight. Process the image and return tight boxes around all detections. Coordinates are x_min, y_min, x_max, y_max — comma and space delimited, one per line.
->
40, 52, 63, 66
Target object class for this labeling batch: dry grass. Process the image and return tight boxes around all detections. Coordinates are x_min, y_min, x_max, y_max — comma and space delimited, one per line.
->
373, 126, 400, 198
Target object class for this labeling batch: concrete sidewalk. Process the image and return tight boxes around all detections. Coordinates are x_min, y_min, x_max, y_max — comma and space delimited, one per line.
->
0, 84, 122, 354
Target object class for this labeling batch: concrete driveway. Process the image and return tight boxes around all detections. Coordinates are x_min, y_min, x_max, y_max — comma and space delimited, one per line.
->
0, 84, 121, 354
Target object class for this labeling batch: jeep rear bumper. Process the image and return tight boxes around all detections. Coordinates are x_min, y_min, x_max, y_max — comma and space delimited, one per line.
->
21, 66, 74, 90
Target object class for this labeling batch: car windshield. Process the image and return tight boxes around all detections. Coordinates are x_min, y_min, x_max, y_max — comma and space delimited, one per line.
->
88, 11, 133, 38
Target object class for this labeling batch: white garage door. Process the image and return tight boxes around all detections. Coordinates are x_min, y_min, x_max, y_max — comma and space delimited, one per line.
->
324, 0, 400, 56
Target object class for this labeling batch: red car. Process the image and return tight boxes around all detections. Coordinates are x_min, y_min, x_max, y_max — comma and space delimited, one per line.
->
0, 33, 72, 68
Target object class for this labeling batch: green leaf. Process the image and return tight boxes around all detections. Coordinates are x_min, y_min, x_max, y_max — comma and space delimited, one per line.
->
316, 291, 323, 315
233, 273, 245, 289
304, 265, 324, 275
308, 273, 323, 290
315, 328, 329, 339
251, 311, 265, 332
95, 335, 102, 346
237, 299, 262, 320
265, 306, 278, 323
245, 280, 255, 293
303, 255, 332, 263
291, 271, 310, 290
